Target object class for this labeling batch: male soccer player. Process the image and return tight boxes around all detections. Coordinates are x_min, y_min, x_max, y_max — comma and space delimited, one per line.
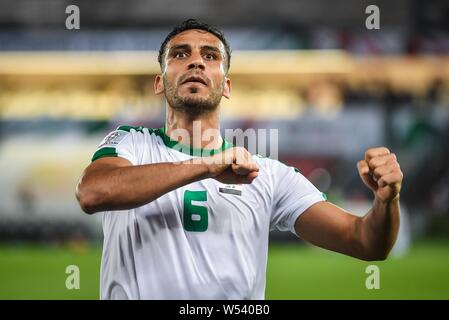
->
75, 19, 403, 299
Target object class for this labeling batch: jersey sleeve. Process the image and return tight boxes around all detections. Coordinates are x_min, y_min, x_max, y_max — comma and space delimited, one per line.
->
91, 128, 136, 164
269, 160, 326, 235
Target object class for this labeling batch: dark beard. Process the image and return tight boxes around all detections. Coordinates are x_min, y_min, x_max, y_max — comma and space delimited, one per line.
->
164, 78, 223, 118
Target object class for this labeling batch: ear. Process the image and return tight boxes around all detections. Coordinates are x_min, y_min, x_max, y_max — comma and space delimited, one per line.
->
222, 77, 232, 99
154, 74, 164, 95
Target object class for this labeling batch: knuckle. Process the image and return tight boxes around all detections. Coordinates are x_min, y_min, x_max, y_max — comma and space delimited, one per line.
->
390, 162, 401, 172
365, 150, 370, 158
373, 167, 383, 176
238, 146, 247, 153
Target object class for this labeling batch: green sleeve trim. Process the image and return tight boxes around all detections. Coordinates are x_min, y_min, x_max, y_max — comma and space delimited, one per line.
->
321, 192, 328, 201
117, 125, 146, 133
91, 147, 118, 162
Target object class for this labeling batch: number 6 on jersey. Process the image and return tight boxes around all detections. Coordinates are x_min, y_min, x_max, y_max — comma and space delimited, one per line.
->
183, 190, 208, 232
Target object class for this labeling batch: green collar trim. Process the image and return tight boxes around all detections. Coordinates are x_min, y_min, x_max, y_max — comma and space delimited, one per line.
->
153, 127, 233, 156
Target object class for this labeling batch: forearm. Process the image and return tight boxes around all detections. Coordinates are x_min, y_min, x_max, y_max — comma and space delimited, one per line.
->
360, 195, 401, 260
76, 160, 210, 214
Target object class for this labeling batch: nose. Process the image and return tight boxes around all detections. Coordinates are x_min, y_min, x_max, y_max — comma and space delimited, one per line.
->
187, 52, 205, 71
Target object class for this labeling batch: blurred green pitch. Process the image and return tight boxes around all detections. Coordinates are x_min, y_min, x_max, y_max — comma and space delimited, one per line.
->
0, 241, 448, 300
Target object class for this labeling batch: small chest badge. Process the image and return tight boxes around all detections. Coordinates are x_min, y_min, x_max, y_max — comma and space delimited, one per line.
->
218, 184, 243, 196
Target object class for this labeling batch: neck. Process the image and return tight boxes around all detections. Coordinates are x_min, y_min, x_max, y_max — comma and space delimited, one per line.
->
165, 104, 222, 150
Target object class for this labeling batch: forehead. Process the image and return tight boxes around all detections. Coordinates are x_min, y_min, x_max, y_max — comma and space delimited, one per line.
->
167, 29, 225, 52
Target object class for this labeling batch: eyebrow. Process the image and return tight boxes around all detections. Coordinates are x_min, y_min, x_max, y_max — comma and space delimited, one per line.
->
168, 44, 191, 53
201, 45, 221, 54
168, 44, 222, 56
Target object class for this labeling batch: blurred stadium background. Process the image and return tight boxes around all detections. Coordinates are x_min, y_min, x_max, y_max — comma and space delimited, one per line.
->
0, 0, 449, 299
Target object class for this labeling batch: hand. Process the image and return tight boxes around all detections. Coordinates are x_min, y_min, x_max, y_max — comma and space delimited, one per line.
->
204, 147, 259, 184
357, 147, 403, 203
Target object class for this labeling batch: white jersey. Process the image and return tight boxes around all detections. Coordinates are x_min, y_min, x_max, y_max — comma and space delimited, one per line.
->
92, 125, 325, 300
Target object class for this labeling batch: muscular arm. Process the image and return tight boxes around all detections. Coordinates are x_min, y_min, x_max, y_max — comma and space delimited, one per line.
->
294, 147, 403, 261
295, 197, 400, 261
75, 147, 259, 214
76, 157, 209, 214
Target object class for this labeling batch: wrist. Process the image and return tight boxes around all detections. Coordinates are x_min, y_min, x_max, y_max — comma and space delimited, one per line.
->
180, 159, 212, 179
375, 193, 400, 205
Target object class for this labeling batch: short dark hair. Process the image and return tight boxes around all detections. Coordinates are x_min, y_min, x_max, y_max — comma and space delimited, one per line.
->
158, 19, 232, 73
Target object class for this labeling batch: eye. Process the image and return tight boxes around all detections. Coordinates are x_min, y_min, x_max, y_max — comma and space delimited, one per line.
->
174, 52, 187, 59
204, 53, 216, 61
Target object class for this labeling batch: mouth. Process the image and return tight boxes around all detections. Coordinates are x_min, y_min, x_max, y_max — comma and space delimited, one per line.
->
181, 76, 208, 86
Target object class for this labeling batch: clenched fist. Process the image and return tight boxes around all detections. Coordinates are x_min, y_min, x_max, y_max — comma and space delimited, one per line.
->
205, 147, 259, 184
357, 147, 403, 203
